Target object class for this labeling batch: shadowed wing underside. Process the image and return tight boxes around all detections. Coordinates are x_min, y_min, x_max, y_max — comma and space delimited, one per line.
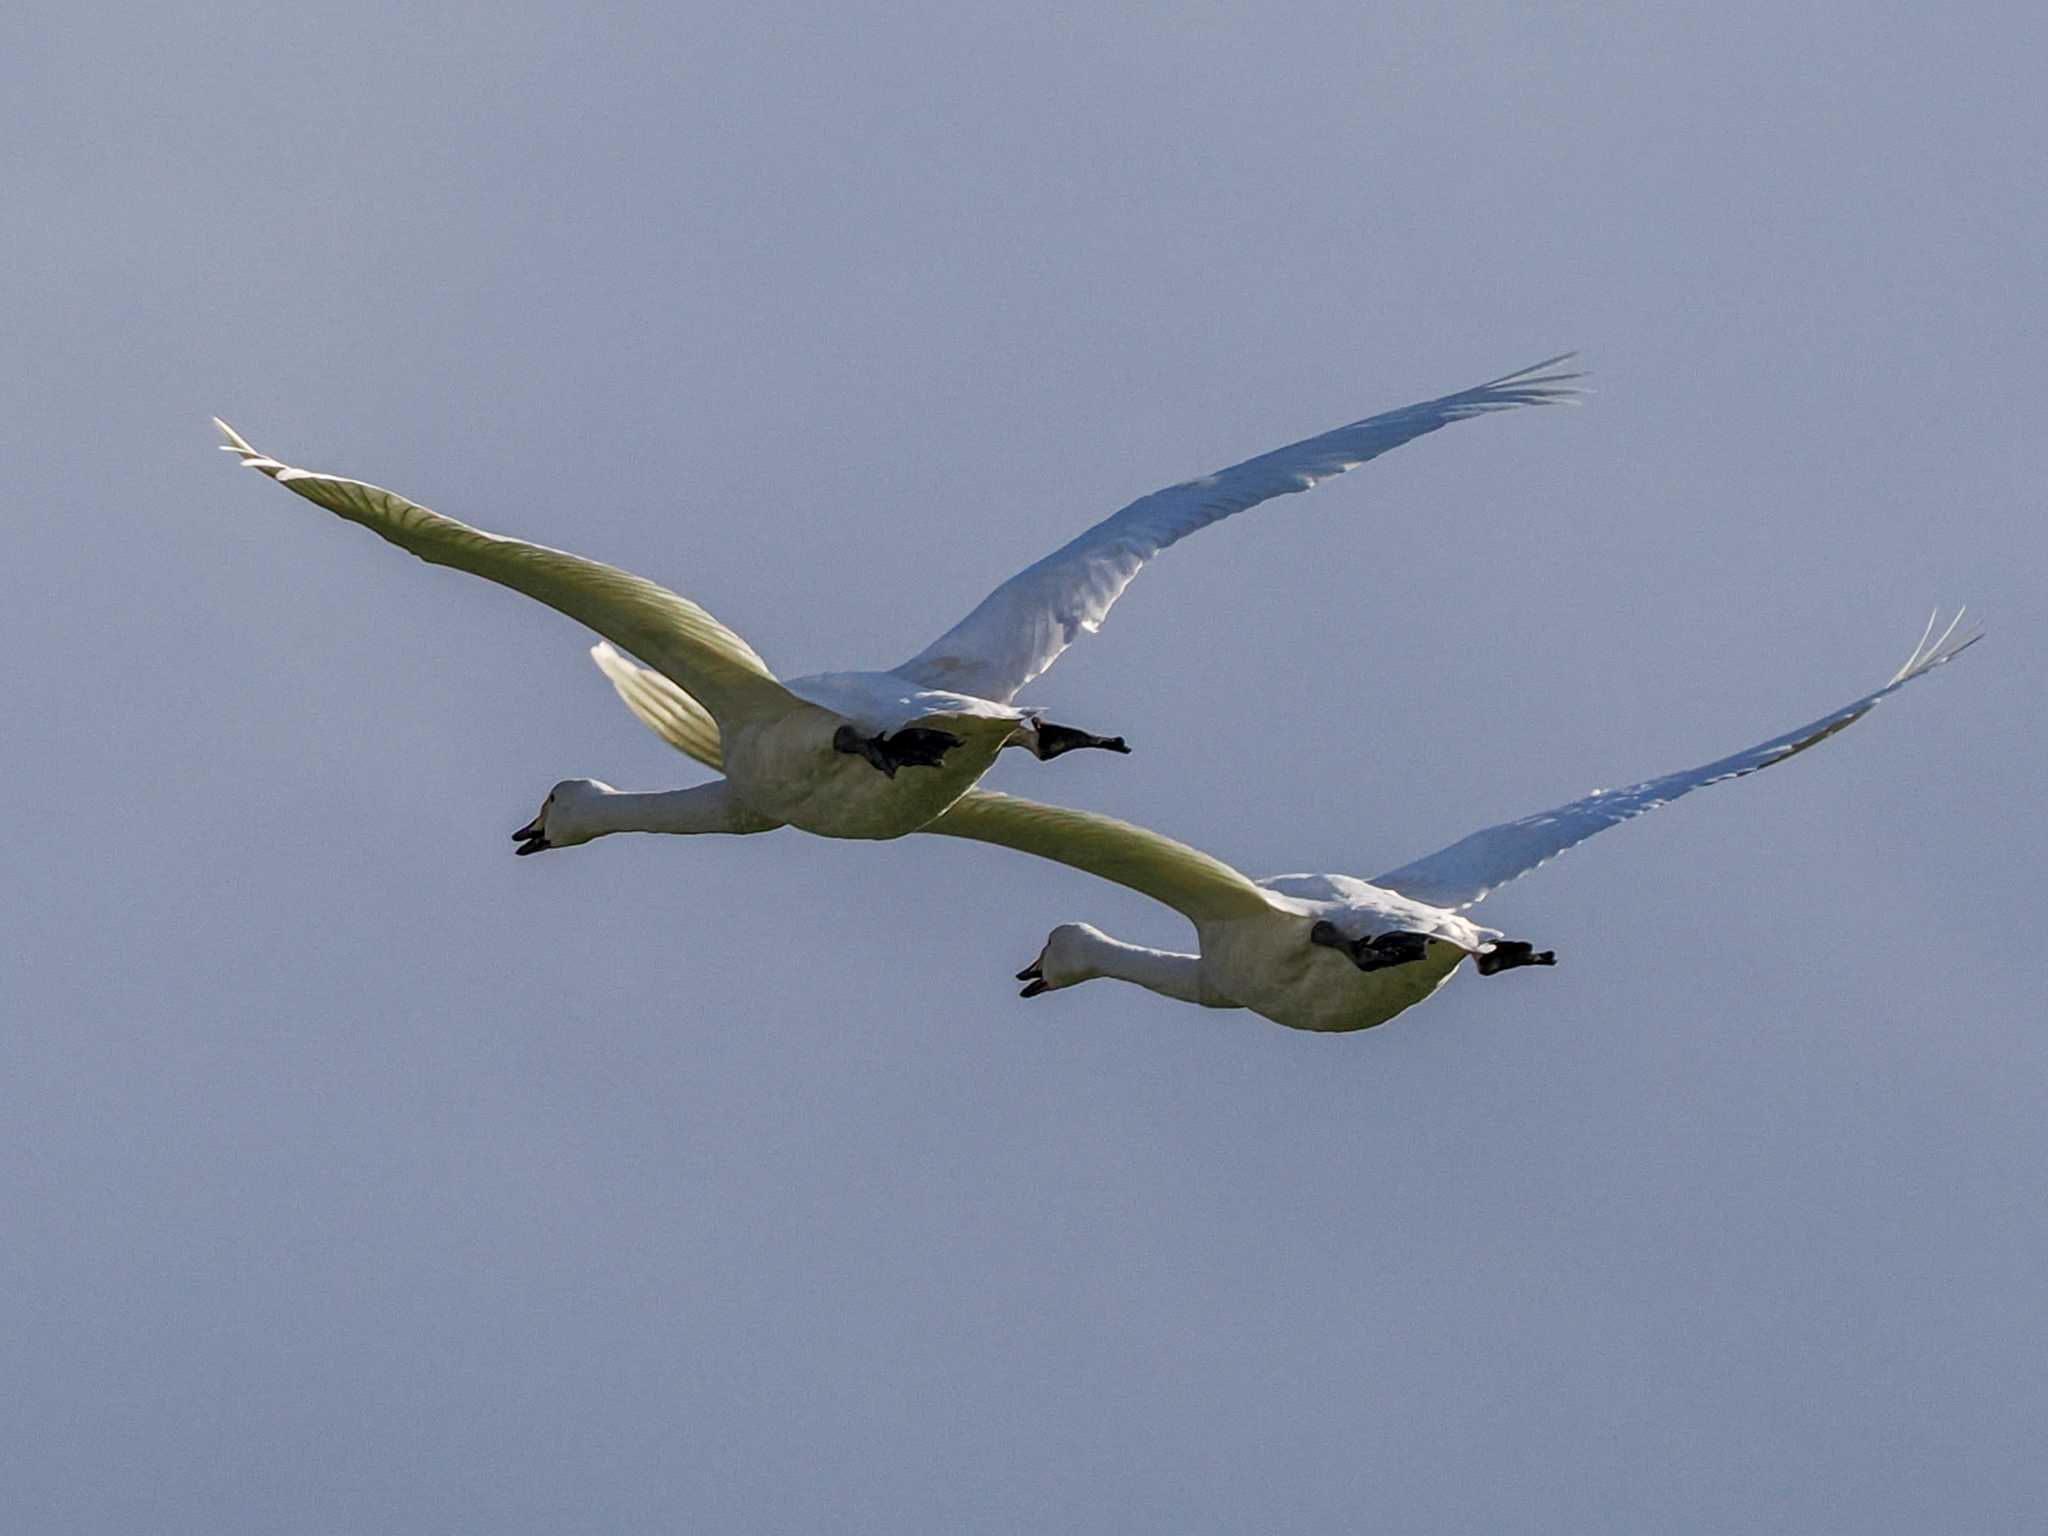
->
216, 421, 794, 727
894, 356, 1582, 703
1372, 613, 1981, 910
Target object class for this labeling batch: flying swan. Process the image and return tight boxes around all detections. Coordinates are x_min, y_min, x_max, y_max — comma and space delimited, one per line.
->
574, 613, 1976, 1031
216, 356, 1577, 842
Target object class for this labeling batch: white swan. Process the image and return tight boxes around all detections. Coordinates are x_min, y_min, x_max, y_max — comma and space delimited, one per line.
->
581, 613, 1977, 1032
216, 356, 1577, 842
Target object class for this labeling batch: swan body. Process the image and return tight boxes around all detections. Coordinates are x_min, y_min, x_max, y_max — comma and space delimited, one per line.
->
714, 685, 1019, 838
933, 795, 1513, 1033
583, 613, 1979, 1032
217, 356, 1577, 842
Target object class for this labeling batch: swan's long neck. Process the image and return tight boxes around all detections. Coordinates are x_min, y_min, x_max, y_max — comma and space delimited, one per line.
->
1071, 929, 1209, 1006
579, 782, 780, 839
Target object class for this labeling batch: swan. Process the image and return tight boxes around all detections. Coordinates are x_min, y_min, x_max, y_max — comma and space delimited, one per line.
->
577, 612, 1977, 1031
215, 356, 1577, 842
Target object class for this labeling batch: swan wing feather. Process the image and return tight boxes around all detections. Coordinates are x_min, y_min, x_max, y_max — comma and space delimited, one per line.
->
1371, 613, 1981, 911
893, 355, 1582, 702
217, 421, 793, 726
925, 790, 1280, 923
590, 642, 725, 771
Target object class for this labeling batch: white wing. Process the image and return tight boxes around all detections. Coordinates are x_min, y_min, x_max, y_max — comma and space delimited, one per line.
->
217, 421, 795, 727
925, 792, 1281, 923
781, 671, 1024, 737
591, 642, 725, 770
1371, 613, 1981, 911
894, 355, 1582, 702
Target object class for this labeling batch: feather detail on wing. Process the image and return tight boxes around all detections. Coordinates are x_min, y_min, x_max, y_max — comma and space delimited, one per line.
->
893, 355, 1582, 702
216, 421, 792, 726
1371, 612, 1980, 911
591, 642, 725, 771
926, 791, 1281, 923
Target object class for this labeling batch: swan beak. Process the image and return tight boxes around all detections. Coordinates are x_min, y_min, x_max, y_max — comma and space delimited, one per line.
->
511, 810, 551, 856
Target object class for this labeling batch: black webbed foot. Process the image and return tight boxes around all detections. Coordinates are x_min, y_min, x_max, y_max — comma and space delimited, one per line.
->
1475, 940, 1556, 976
833, 723, 964, 777
1032, 722, 1132, 761
1309, 920, 1431, 972
1015, 960, 1049, 998
1356, 932, 1431, 971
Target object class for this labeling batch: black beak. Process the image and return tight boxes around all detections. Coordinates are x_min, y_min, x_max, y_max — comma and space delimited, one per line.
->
512, 812, 551, 857
1031, 723, 1133, 761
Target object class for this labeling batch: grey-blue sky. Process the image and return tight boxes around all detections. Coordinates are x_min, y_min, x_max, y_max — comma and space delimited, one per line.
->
3, 1, 2042, 1529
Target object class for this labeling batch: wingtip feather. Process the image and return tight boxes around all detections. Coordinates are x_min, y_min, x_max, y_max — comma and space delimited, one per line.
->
213, 417, 285, 475
1889, 606, 1983, 686
1462, 352, 1588, 411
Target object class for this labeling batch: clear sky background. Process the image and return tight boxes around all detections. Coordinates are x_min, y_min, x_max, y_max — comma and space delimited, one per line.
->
4, 2, 2043, 1529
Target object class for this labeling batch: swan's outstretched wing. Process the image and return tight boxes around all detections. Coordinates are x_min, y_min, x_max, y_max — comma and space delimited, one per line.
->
216, 422, 793, 726
894, 356, 1582, 702
1372, 613, 1981, 911
591, 642, 725, 771
924, 791, 1280, 923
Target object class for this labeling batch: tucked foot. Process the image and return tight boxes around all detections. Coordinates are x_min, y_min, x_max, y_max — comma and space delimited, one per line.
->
1475, 940, 1556, 976
1357, 932, 1431, 971
1309, 921, 1431, 972
1016, 960, 1049, 998
1031, 721, 1132, 761
833, 723, 964, 777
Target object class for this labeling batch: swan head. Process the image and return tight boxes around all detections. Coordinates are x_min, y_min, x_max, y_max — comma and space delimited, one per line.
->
1014, 922, 1109, 997
511, 779, 616, 855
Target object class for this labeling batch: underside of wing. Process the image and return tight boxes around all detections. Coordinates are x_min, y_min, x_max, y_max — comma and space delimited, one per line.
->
217, 421, 793, 727
924, 790, 1281, 924
591, 642, 725, 771
1371, 611, 1981, 910
893, 355, 1582, 702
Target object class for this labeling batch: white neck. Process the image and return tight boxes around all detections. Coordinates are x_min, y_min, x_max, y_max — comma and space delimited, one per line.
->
1073, 929, 1210, 1006
579, 782, 780, 839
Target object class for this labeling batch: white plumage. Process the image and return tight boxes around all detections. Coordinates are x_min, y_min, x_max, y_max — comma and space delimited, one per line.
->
589, 615, 1978, 1032
216, 356, 1577, 842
